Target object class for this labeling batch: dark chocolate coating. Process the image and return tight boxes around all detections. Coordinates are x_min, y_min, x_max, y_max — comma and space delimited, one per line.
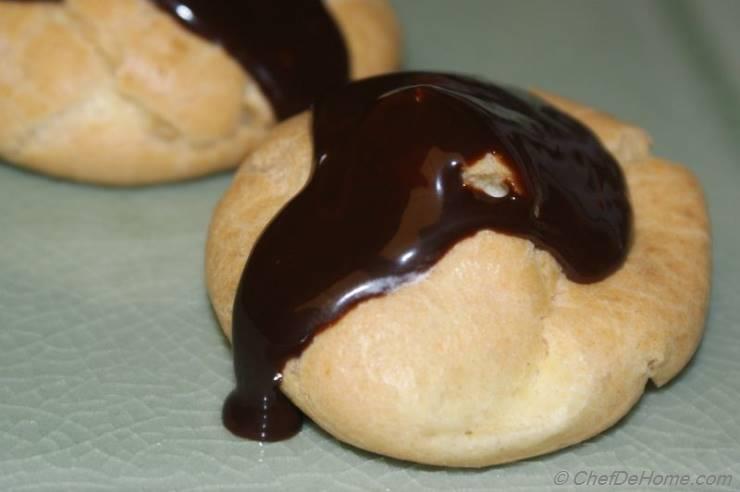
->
151, 0, 349, 119
224, 73, 633, 441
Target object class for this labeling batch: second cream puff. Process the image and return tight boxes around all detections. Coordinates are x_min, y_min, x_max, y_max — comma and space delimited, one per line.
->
0, 0, 401, 184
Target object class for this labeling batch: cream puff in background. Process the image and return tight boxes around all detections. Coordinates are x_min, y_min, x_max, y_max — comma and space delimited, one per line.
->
0, 0, 400, 184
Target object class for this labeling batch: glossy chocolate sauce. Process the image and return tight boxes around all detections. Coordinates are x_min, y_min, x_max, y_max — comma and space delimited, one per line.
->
8, 0, 349, 119
224, 72, 633, 441
150, 0, 349, 119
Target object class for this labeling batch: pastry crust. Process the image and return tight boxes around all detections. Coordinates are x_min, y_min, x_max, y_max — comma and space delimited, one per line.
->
205, 93, 710, 467
0, 0, 401, 185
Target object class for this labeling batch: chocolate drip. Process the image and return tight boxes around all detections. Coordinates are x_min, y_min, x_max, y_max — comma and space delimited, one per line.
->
224, 73, 633, 441
150, 0, 349, 119
6, 0, 350, 119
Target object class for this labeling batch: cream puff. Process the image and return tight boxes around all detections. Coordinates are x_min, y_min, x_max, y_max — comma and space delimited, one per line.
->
0, 0, 401, 184
206, 73, 710, 467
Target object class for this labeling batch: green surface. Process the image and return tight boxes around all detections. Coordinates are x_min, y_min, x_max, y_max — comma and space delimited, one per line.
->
1, 1, 739, 490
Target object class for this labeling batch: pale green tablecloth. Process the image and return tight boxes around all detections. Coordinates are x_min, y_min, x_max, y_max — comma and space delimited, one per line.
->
1, 1, 739, 490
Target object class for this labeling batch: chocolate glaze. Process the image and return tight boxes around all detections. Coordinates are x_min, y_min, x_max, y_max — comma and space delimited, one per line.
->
224, 72, 633, 441
150, 0, 349, 119
7, 0, 350, 120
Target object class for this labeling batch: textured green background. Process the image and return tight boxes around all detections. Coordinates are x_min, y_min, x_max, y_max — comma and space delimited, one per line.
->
1, 1, 738, 490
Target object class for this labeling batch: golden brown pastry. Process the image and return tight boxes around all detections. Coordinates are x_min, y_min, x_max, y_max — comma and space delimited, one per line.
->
0, 0, 401, 185
205, 77, 710, 467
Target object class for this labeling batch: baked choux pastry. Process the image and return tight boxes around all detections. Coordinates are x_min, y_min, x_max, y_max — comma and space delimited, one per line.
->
205, 73, 710, 467
0, 0, 401, 184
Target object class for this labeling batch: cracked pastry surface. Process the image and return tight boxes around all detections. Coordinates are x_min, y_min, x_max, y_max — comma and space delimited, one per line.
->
0, 0, 401, 184
205, 91, 710, 467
